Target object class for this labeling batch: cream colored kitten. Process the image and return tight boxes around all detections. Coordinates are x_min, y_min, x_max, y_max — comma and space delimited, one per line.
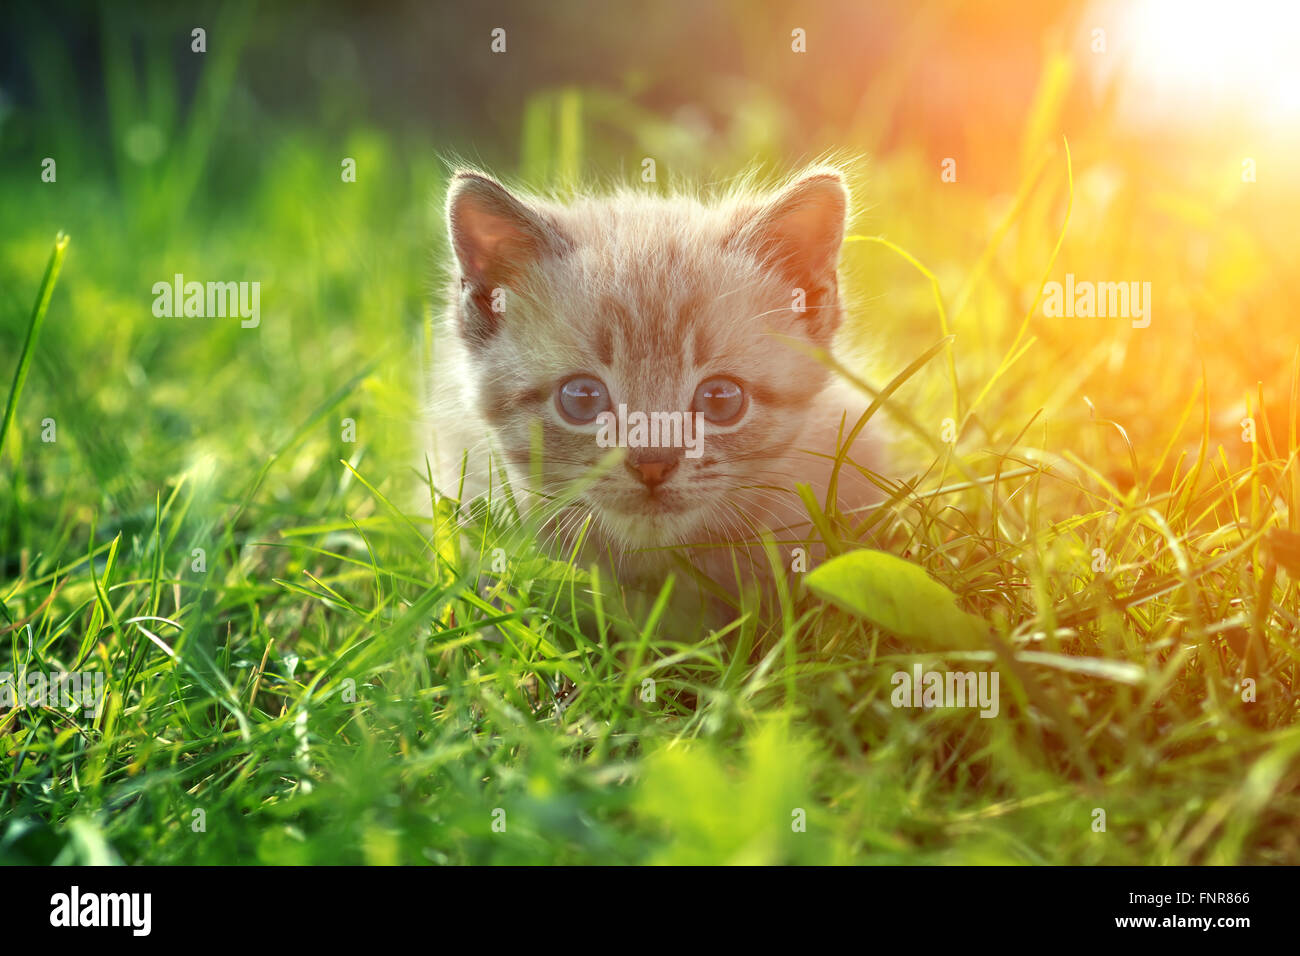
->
423, 165, 883, 589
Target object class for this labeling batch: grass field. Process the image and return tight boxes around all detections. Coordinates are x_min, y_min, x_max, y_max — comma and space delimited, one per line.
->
3, 3, 1300, 865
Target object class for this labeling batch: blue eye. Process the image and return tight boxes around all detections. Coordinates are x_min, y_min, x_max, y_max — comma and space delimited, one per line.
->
557, 376, 611, 424
693, 377, 745, 424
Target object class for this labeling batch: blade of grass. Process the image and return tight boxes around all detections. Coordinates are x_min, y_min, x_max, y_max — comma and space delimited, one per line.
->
1, 233, 69, 461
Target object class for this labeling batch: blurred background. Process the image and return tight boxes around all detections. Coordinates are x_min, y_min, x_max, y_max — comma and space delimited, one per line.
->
2, 0, 1299, 537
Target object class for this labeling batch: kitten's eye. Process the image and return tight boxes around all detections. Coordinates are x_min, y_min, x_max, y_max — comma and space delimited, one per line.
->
693, 377, 746, 425
557, 375, 612, 424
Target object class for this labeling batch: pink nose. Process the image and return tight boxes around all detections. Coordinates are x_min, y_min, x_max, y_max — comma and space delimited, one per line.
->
628, 458, 677, 487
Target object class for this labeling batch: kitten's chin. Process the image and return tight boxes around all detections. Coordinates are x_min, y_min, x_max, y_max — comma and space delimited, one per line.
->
595, 501, 705, 552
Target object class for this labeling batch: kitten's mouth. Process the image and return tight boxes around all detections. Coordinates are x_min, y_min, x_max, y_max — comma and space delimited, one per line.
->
576, 482, 712, 551
592, 497, 705, 552
603, 489, 687, 516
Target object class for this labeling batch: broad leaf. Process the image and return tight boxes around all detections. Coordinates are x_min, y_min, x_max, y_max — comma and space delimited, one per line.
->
805, 549, 986, 647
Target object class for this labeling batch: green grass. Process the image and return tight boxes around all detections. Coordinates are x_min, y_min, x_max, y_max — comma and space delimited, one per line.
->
3, 13, 1300, 865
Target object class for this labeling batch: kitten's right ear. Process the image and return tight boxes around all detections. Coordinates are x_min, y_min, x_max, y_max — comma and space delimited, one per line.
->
446, 172, 566, 292
727, 169, 848, 293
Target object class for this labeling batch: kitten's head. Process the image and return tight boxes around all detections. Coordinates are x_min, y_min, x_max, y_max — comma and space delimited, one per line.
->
444, 166, 849, 554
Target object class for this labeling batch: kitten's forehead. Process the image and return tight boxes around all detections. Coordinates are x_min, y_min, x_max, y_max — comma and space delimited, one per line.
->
478, 189, 833, 412
543, 196, 782, 362
551, 194, 734, 250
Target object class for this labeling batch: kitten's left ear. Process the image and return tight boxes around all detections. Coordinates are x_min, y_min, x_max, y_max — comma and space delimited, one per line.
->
446, 171, 568, 291
728, 169, 848, 292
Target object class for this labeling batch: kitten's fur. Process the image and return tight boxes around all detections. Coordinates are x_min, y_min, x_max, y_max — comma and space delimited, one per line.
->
424, 165, 883, 589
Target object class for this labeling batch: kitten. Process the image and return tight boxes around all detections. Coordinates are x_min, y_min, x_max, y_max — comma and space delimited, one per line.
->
423, 165, 884, 589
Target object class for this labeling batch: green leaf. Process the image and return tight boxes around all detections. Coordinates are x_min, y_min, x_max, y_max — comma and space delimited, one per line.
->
805, 548, 986, 646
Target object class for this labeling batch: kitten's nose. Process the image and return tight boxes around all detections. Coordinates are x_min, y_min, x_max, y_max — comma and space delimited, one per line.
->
626, 453, 679, 488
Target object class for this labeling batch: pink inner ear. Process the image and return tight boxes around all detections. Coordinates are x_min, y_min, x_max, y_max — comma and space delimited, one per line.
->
744, 175, 847, 286
461, 207, 521, 275
454, 204, 527, 281
768, 202, 837, 274
449, 175, 556, 287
